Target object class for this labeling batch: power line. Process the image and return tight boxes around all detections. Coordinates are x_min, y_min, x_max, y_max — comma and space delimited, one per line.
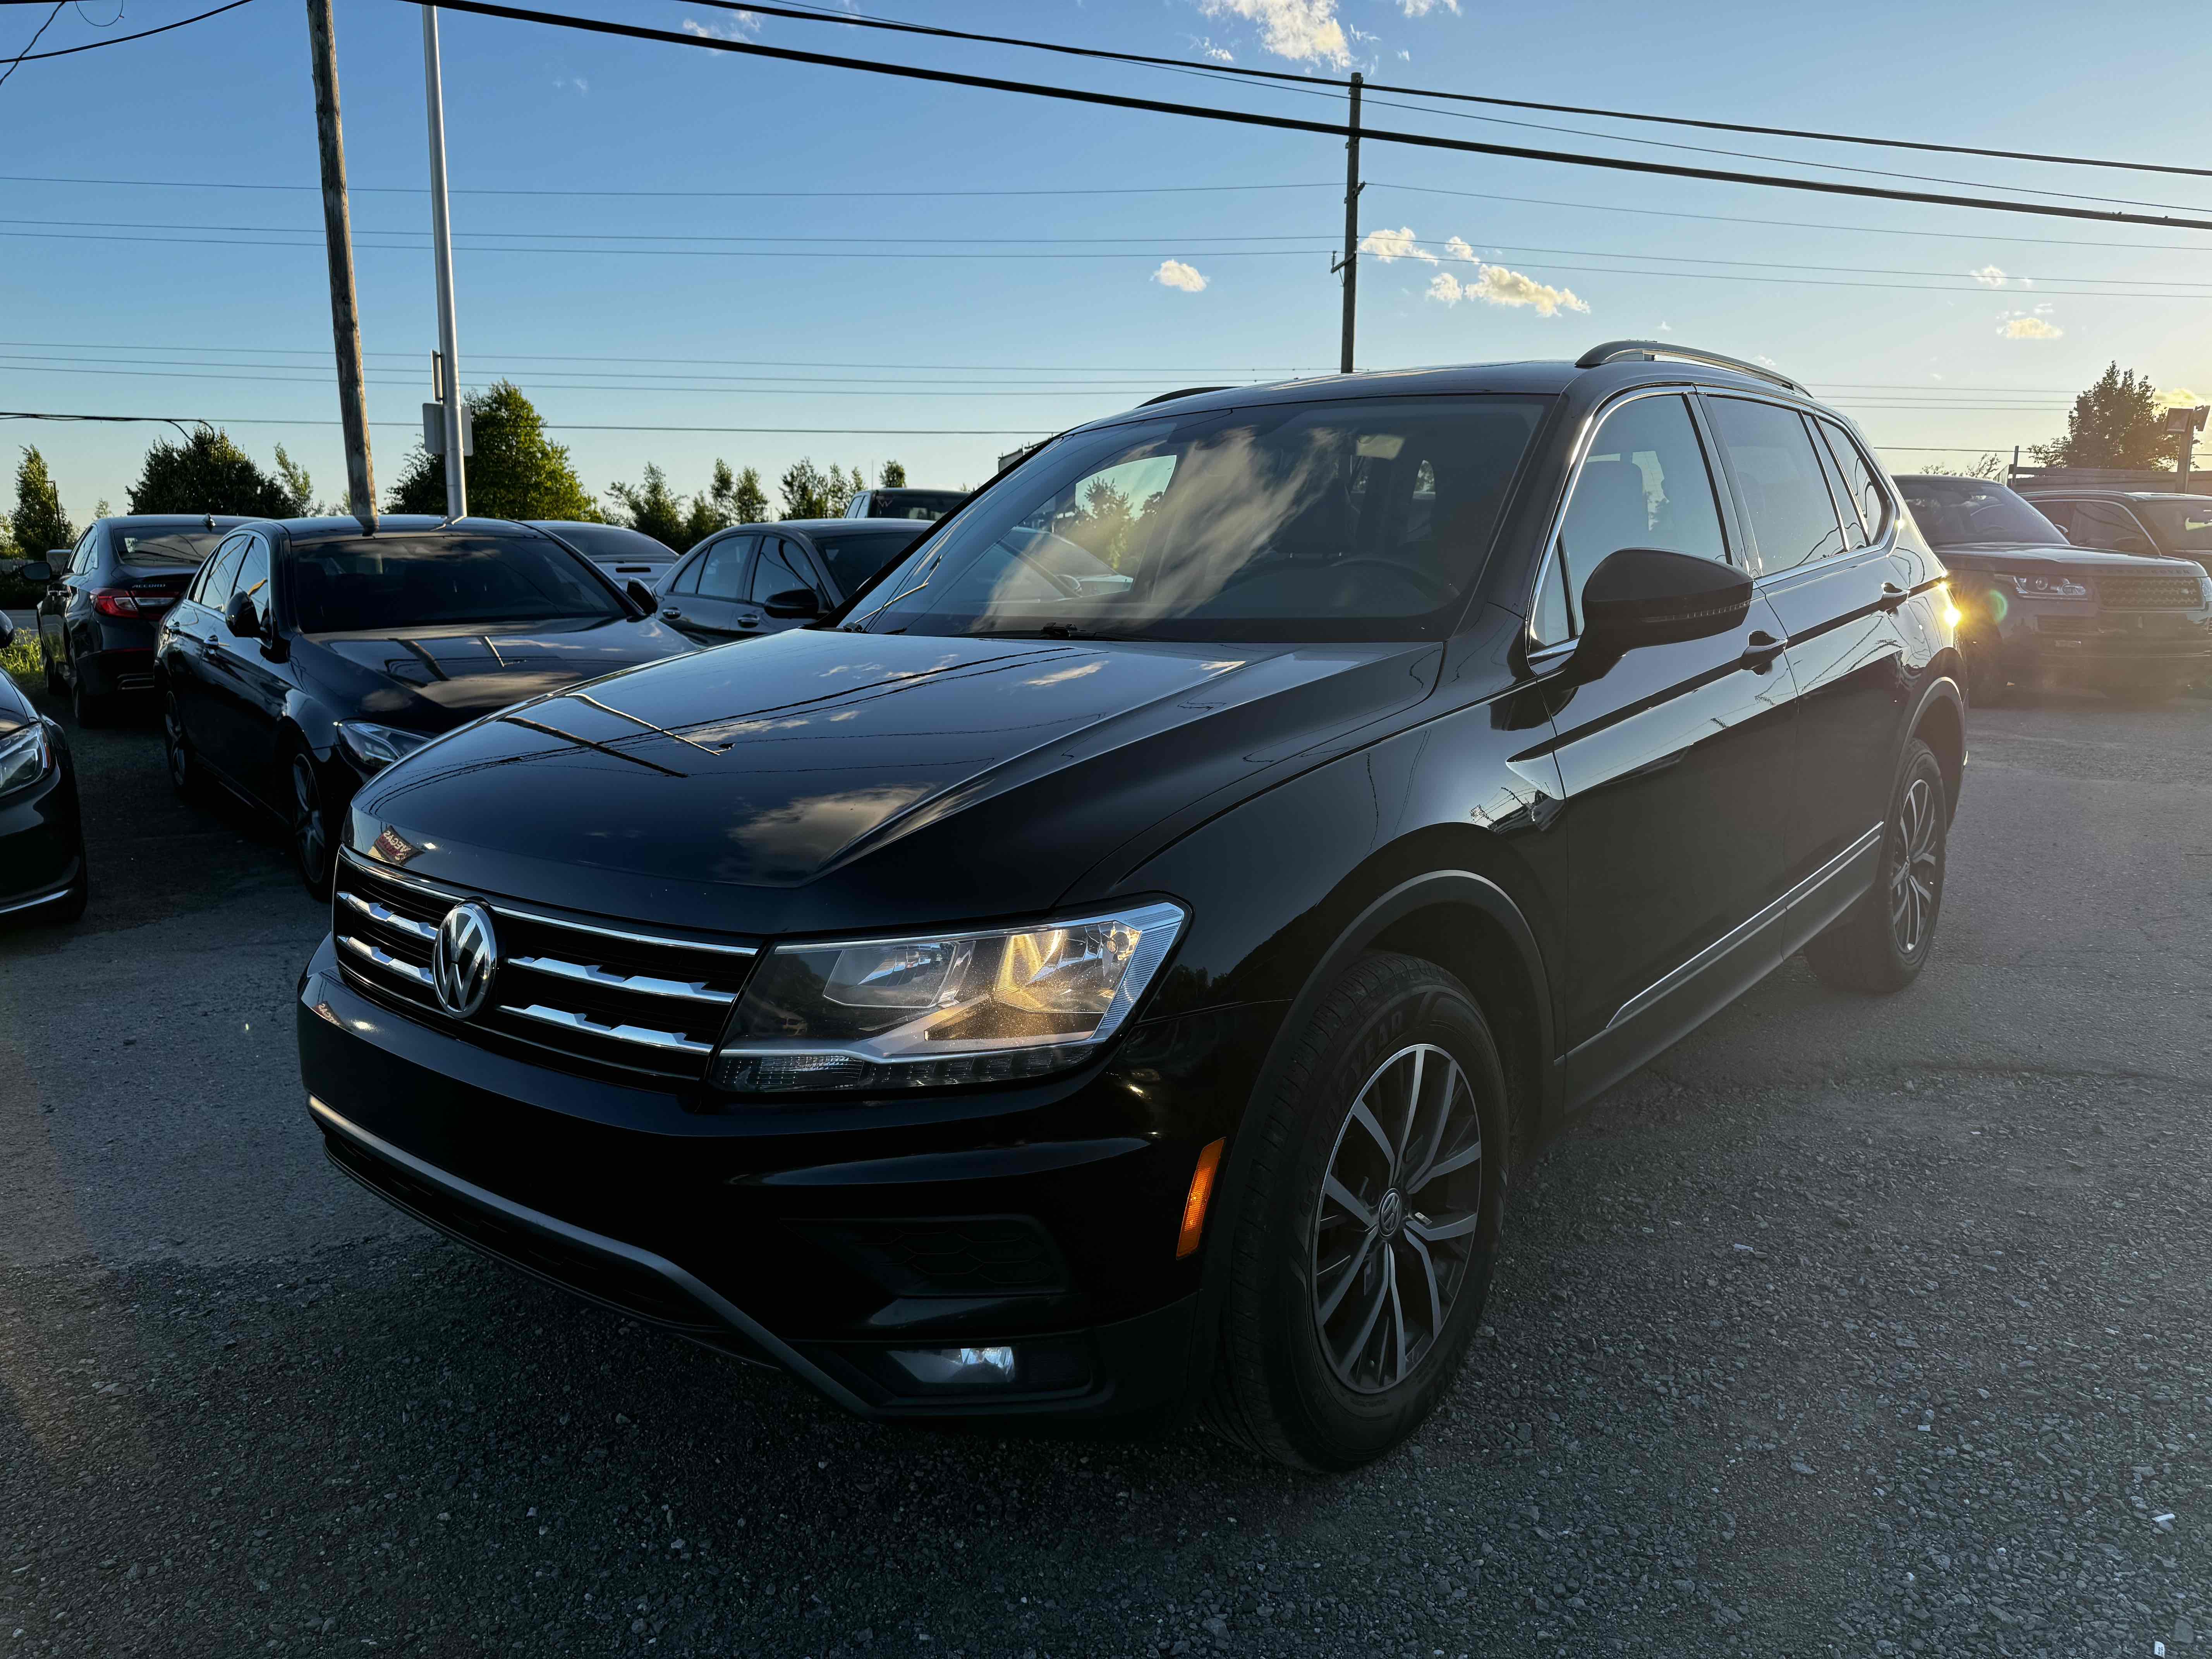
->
410, 0, 2212, 236
0, 339, 1333, 373
0, 2, 61, 90
695, 0, 2212, 185
1, 0, 256, 69
0, 170, 1338, 198
0, 409, 1055, 434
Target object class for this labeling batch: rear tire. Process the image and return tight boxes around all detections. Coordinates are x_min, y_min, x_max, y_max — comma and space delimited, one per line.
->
1805, 738, 1948, 996
69, 665, 111, 728
1201, 952, 1508, 1471
162, 689, 204, 803
42, 635, 63, 696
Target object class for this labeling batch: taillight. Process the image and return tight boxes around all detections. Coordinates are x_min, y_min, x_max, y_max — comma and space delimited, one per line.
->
89, 590, 141, 618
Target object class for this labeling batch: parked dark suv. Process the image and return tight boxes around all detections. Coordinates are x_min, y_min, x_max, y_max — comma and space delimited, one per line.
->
299, 343, 1965, 1470
29, 515, 247, 725
2015, 488, 2212, 579
1895, 476, 2212, 703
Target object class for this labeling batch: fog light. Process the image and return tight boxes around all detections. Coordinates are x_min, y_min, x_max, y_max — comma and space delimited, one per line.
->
890, 1345, 1017, 1387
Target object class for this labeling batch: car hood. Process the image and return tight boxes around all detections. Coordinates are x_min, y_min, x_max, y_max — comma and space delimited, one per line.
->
1931, 541, 2181, 571
300, 616, 691, 728
348, 627, 1441, 934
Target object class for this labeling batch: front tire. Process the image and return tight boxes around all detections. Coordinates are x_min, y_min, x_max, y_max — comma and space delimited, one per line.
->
288, 744, 335, 900
1805, 738, 1948, 995
1202, 952, 1508, 1471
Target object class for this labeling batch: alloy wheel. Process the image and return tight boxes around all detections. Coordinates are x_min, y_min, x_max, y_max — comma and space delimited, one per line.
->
1888, 776, 1939, 958
291, 752, 327, 877
1310, 1041, 1484, 1395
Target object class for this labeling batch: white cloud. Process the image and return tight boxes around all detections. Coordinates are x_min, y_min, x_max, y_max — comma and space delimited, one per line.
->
1359, 225, 1436, 264
1195, 38, 1235, 60
1971, 264, 2007, 287
1999, 316, 2063, 339
2157, 386, 2205, 409
1426, 263, 1587, 316
682, 12, 759, 40
1153, 259, 1209, 293
1753, 354, 1779, 369
1397, 0, 1460, 12
1196, 0, 1348, 65
1656, 320, 1674, 333
1443, 234, 1476, 263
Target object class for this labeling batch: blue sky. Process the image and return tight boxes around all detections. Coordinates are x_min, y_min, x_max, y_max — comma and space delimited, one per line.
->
7, 0, 2212, 525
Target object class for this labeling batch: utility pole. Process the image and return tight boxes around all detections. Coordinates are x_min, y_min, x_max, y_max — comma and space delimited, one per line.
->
2166, 403, 2207, 494
1331, 72, 1363, 376
422, 3, 467, 520
306, 0, 375, 528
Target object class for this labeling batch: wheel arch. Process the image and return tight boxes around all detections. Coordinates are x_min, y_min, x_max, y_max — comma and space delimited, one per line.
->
1907, 672, 1966, 821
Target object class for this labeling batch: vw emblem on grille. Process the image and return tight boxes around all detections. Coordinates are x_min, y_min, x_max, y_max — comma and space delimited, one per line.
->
430, 902, 499, 1018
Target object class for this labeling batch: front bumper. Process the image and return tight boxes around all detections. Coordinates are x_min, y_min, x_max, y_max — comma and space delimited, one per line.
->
0, 737, 84, 915
297, 936, 1270, 1424
1985, 605, 2212, 678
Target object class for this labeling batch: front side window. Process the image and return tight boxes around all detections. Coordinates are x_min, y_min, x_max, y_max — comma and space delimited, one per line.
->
808, 529, 926, 595
748, 536, 816, 603
852, 395, 1550, 642
1537, 393, 1728, 644
196, 536, 250, 611
2066, 501, 2156, 555
1709, 398, 1848, 574
231, 536, 271, 621
695, 536, 750, 601
2130, 498, 2212, 551
285, 534, 626, 634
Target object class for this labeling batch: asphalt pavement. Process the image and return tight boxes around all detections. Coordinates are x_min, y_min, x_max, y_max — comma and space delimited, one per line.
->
2, 670, 2207, 1659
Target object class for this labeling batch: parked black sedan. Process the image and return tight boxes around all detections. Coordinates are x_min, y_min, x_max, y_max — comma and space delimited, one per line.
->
1895, 475, 2212, 702
155, 516, 692, 896
0, 612, 88, 924
652, 518, 932, 646
525, 520, 679, 586
28, 515, 247, 725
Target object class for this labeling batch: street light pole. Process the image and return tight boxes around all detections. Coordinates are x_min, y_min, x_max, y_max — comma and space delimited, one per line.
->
421, 4, 466, 520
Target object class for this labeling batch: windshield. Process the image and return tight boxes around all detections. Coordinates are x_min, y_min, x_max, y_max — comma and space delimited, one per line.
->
858, 489, 966, 521
529, 522, 674, 562
118, 529, 230, 569
852, 395, 1549, 642
809, 527, 929, 594
289, 534, 626, 634
2131, 498, 2212, 550
1894, 477, 2066, 547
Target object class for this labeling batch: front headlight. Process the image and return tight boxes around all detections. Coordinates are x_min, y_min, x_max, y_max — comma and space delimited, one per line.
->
2003, 572, 2090, 599
711, 900, 1187, 1094
335, 720, 431, 773
0, 723, 52, 797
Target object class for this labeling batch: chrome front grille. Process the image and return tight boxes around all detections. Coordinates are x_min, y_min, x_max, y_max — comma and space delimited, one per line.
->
331, 854, 756, 1082
2097, 568, 2205, 610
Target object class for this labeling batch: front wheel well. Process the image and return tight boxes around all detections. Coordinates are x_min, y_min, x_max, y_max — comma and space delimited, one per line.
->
1367, 901, 1546, 1173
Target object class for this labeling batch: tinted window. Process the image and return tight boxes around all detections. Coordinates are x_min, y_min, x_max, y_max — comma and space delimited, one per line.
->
855, 395, 1548, 642
665, 552, 703, 595
197, 536, 250, 610
1815, 419, 1890, 544
118, 529, 230, 570
232, 536, 271, 620
695, 537, 750, 601
287, 534, 626, 634
1808, 426, 1866, 551
855, 489, 965, 521
809, 528, 928, 595
1896, 478, 2066, 548
1709, 398, 1847, 573
529, 522, 674, 563
2066, 500, 2156, 555
748, 536, 816, 603
2129, 498, 2212, 551
1547, 394, 1728, 639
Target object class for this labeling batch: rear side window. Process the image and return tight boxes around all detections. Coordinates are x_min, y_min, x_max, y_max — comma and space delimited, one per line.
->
695, 537, 750, 601
1815, 418, 1890, 544
1709, 398, 1848, 574
1542, 393, 1728, 642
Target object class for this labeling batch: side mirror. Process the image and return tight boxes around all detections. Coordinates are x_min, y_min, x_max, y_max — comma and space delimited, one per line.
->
225, 591, 263, 639
762, 587, 823, 620
1578, 547, 1752, 658
0, 612, 13, 646
20, 562, 52, 583
626, 578, 656, 611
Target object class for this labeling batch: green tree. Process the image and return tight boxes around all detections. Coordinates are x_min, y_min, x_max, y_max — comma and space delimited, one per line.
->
879, 459, 907, 488
778, 457, 852, 520
1919, 453, 2006, 480
608, 464, 689, 551
12, 447, 73, 555
729, 464, 769, 524
385, 381, 601, 520
273, 445, 318, 515
126, 427, 294, 517
2031, 364, 2169, 469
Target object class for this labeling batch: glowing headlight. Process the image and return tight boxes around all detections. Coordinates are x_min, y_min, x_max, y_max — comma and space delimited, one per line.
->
711, 901, 1186, 1094
2002, 572, 2089, 599
0, 723, 52, 797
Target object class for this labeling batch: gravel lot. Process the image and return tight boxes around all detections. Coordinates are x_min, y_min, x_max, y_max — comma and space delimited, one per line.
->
3, 659, 2208, 1659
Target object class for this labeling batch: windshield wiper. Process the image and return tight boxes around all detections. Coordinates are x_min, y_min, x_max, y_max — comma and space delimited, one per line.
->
977, 623, 1149, 641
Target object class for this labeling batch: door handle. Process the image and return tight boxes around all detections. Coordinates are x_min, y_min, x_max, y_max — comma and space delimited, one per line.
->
660, 607, 683, 621
736, 615, 760, 629
1878, 581, 1908, 611
1740, 630, 1785, 671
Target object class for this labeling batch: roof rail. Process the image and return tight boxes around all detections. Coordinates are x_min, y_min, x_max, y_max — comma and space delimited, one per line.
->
1139, 385, 1232, 406
1574, 340, 1803, 395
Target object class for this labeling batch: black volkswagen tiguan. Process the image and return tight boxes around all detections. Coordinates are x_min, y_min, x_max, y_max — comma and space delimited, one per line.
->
301, 343, 1966, 1469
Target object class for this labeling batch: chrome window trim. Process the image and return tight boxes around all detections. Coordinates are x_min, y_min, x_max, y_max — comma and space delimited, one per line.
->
1522, 382, 1740, 651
